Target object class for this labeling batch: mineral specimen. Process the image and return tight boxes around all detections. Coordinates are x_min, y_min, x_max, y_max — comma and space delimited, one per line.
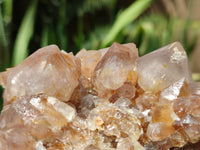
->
0, 45, 80, 104
0, 42, 200, 150
136, 42, 192, 93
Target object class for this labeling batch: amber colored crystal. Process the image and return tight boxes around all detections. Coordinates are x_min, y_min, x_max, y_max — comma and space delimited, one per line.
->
136, 42, 192, 93
147, 122, 175, 141
0, 45, 80, 103
76, 49, 103, 79
0, 42, 200, 149
136, 93, 158, 111
151, 103, 178, 125
92, 42, 138, 98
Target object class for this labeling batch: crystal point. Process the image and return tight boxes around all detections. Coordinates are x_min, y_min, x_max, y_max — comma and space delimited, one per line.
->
0, 42, 199, 149
92, 42, 138, 97
1, 45, 80, 103
136, 42, 192, 93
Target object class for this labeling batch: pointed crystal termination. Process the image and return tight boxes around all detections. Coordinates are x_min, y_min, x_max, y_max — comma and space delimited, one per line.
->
92, 42, 138, 97
0, 42, 200, 149
76, 47, 109, 79
0, 45, 80, 104
76, 49, 102, 79
136, 42, 193, 93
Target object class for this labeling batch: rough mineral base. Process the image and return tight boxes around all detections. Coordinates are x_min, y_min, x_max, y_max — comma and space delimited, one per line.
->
0, 42, 200, 150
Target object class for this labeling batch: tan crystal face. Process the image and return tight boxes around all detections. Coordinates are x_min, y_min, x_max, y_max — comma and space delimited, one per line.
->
92, 43, 138, 94
0, 42, 200, 149
136, 42, 192, 93
0, 45, 80, 104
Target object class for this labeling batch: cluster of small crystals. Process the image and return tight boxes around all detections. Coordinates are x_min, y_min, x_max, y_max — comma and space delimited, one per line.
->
0, 42, 200, 150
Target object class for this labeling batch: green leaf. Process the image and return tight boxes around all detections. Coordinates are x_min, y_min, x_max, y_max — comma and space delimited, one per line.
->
74, 16, 84, 50
12, 0, 38, 66
3, 0, 12, 24
0, 4, 8, 49
101, 0, 153, 47
0, 3, 9, 69
41, 26, 49, 47
57, 0, 68, 50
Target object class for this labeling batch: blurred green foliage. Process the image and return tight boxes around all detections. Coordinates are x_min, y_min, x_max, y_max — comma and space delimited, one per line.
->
12, 0, 38, 66
0, 0, 200, 111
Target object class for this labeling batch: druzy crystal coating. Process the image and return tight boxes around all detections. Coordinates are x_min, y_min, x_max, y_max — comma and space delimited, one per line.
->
0, 42, 200, 150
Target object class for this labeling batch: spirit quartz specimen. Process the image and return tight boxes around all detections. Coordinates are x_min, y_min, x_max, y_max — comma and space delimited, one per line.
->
0, 42, 200, 150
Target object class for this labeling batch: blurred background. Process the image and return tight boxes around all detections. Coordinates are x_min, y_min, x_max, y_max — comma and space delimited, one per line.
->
0, 0, 200, 110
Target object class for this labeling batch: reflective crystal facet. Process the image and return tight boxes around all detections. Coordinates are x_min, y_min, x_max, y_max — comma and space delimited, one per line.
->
92, 42, 138, 97
136, 42, 192, 93
0, 45, 80, 103
0, 42, 199, 149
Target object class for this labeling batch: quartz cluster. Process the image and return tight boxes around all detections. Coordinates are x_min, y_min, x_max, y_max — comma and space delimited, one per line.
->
0, 42, 200, 150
